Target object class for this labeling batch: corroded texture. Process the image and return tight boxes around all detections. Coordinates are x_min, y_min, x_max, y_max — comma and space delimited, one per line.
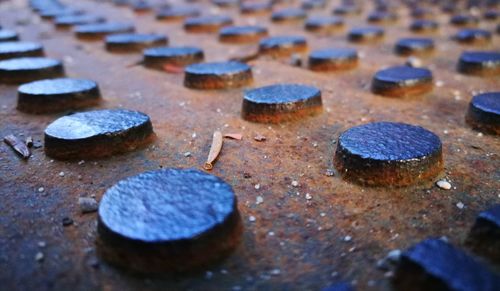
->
105, 33, 168, 53
0, 57, 64, 83
334, 122, 443, 186
75, 23, 135, 40
17, 78, 101, 114
458, 51, 500, 76
371, 66, 434, 97
1, 0, 500, 290
454, 29, 492, 45
184, 15, 233, 33
219, 26, 268, 44
348, 26, 384, 43
97, 168, 243, 273
242, 84, 323, 123
394, 38, 435, 56
184, 61, 252, 89
308, 48, 358, 71
393, 239, 500, 291
259, 36, 308, 57
466, 92, 499, 135
143, 46, 204, 69
44, 109, 154, 159
305, 16, 344, 34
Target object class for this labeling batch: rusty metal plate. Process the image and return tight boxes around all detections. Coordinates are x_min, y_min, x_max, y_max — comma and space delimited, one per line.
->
0, 0, 499, 290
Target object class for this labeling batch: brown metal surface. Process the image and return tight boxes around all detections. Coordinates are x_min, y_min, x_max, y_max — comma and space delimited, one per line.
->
0, 0, 499, 290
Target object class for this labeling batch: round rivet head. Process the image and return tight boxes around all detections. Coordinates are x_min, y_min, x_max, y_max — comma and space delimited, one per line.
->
334, 122, 443, 186
17, 78, 100, 114
105, 33, 168, 53
301, 0, 326, 10
466, 92, 499, 135
241, 83, 322, 123
484, 9, 499, 21
394, 38, 435, 56
372, 66, 433, 97
0, 42, 44, 60
409, 19, 439, 33
184, 15, 233, 33
411, 7, 435, 19
132, 1, 152, 12
39, 7, 83, 19
44, 109, 154, 160
75, 23, 135, 40
0, 30, 19, 42
184, 61, 252, 89
96, 168, 243, 273
271, 8, 307, 23
212, 0, 239, 7
259, 36, 307, 57
308, 48, 358, 71
219, 25, 268, 44
367, 11, 398, 24
332, 5, 362, 16
240, 2, 272, 15
304, 16, 344, 34
0, 57, 64, 84
156, 6, 200, 21
143, 46, 204, 70
55, 14, 106, 28
348, 26, 384, 43
454, 29, 492, 45
450, 14, 479, 27
457, 51, 500, 76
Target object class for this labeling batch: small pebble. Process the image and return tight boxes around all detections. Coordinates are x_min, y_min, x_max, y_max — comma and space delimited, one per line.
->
58, 171, 65, 177
256, 196, 264, 204
456, 202, 465, 209
37, 187, 44, 193
270, 269, 281, 275
249, 215, 256, 222
37, 241, 46, 248
183, 151, 192, 157
436, 179, 452, 190
344, 235, 352, 242
305, 193, 312, 200
406, 56, 422, 68
78, 197, 98, 213
291, 180, 299, 187
254, 184, 261, 190
254, 134, 266, 142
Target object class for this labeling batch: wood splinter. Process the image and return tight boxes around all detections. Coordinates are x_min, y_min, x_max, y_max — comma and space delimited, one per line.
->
204, 131, 223, 170
4, 134, 30, 159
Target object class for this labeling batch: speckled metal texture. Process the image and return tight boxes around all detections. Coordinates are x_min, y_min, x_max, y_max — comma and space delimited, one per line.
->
0, 0, 499, 290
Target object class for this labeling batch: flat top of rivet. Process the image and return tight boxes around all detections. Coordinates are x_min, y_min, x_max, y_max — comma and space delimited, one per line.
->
75, 22, 134, 33
471, 92, 499, 115
45, 109, 150, 140
105, 33, 166, 43
460, 51, 500, 63
185, 61, 249, 75
98, 168, 235, 242
0, 57, 61, 70
18, 78, 97, 95
305, 16, 343, 26
219, 25, 267, 35
374, 66, 433, 84
402, 239, 500, 290
478, 204, 500, 226
259, 36, 307, 48
55, 14, 105, 25
144, 46, 202, 57
349, 26, 384, 35
396, 38, 434, 48
0, 42, 42, 54
0, 30, 18, 39
184, 15, 232, 25
455, 29, 491, 38
244, 84, 320, 104
338, 122, 441, 161
272, 8, 307, 19
309, 48, 357, 60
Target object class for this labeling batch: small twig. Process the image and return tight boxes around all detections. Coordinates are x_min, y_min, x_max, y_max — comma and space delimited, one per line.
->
204, 131, 223, 170
4, 134, 30, 159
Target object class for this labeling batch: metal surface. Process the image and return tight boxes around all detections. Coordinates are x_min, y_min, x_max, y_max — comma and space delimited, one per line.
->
0, 0, 499, 290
